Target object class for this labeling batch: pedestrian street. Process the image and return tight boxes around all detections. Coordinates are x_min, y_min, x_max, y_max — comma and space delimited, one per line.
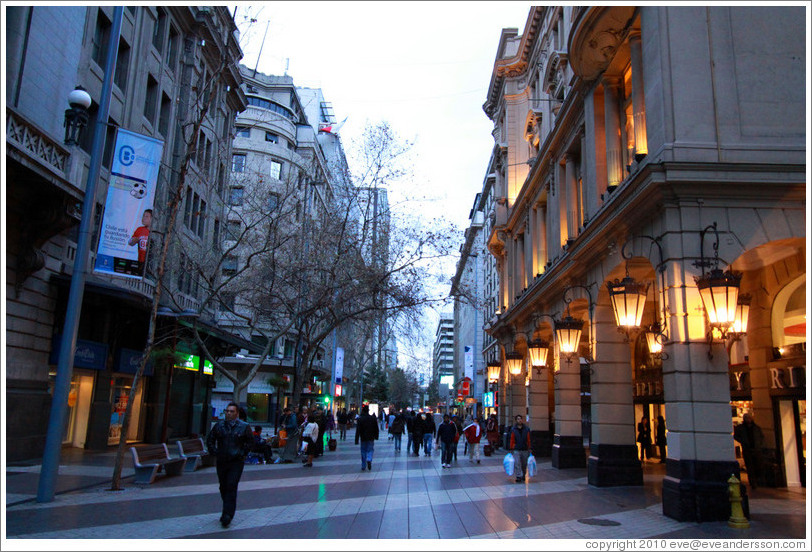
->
4, 427, 806, 546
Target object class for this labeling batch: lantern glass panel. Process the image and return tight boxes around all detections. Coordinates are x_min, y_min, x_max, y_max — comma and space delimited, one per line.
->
732, 301, 750, 334
527, 341, 548, 367
505, 354, 523, 376
608, 278, 648, 329
645, 331, 663, 354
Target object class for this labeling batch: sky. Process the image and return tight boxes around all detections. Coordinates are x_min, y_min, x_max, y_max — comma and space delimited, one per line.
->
232, 1, 535, 376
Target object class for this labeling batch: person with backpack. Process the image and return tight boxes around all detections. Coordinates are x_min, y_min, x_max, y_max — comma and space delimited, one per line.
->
337, 408, 349, 441
301, 414, 319, 468
389, 410, 405, 452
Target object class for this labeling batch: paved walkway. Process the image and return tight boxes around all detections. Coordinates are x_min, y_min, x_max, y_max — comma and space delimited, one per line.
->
4, 429, 808, 544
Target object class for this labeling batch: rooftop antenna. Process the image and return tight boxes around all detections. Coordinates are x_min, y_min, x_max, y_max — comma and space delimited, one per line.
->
252, 20, 269, 78
285, 58, 290, 76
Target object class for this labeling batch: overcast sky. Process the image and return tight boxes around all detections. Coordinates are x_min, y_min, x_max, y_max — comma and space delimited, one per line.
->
233, 1, 534, 377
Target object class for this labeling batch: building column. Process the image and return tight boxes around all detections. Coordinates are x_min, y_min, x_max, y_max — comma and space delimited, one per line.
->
602, 77, 623, 190
552, 347, 586, 468
528, 369, 552, 456
661, 262, 741, 522
629, 31, 648, 158
588, 302, 642, 486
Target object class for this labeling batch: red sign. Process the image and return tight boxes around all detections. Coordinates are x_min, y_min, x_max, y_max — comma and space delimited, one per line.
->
335, 384, 343, 396
462, 380, 470, 395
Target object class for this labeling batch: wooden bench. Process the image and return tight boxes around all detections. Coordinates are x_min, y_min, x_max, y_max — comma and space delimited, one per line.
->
130, 443, 187, 484
177, 437, 215, 471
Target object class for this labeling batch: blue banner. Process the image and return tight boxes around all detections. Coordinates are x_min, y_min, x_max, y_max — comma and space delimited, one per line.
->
116, 347, 154, 376
50, 336, 108, 371
94, 128, 164, 279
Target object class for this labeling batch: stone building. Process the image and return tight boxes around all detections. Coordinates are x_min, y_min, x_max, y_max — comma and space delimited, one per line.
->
6, 6, 245, 460
481, 6, 805, 521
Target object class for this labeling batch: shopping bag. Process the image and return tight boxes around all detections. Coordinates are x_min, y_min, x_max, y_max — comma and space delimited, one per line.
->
527, 454, 537, 477
278, 429, 288, 447
300, 440, 308, 453
503, 453, 515, 476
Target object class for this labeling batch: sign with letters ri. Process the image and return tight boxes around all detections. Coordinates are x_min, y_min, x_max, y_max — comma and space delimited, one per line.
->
94, 128, 163, 279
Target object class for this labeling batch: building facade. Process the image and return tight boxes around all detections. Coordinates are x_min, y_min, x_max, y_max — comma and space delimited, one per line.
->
480, 5, 805, 522
6, 6, 246, 460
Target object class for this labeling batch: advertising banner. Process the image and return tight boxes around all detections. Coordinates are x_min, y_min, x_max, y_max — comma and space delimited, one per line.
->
464, 345, 474, 380
94, 128, 164, 278
334, 347, 344, 383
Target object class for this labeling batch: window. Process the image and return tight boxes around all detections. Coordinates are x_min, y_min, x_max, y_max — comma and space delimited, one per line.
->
91, 9, 111, 67
183, 186, 194, 227
227, 220, 241, 240
101, 119, 118, 168
236, 126, 250, 138
144, 74, 158, 125
219, 293, 235, 312
269, 160, 282, 180
212, 219, 221, 252
196, 199, 207, 238
152, 8, 167, 53
245, 96, 296, 121
265, 131, 278, 144
268, 193, 280, 212
158, 93, 171, 136
114, 38, 130, 90
223, 255, 238, 277
231, 153, 245, 173
229, 186, 244, 206
216, 163, 226, 197
166, 26, 179, 69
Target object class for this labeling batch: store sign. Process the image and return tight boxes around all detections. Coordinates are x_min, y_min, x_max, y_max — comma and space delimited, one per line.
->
174, 353, 213, 375
116, 347, 154, 376
50, 335, 108, 370
335, 384, 343, 396
769, 366, 805, 390
483, 392, 494, 407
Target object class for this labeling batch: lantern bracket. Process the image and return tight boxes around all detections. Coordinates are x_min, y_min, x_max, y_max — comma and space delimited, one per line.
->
616, 233, 671, 347
560, 283, 596, 365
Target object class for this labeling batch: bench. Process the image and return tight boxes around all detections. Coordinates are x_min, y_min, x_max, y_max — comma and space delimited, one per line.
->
130, 444, 187, 484
177, 437, 215, 472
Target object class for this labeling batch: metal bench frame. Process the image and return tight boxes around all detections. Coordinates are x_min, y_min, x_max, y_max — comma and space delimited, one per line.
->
130, 444, 187, 484
177, 437, 215, 472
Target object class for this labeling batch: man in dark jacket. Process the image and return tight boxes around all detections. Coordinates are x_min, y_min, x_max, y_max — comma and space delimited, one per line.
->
207, 401, 254, 527
509, 414, 532, 483
407, 411, 419, 456
421, 412, 436, 456
355, 404, 379, 471
437, 414, 458, 468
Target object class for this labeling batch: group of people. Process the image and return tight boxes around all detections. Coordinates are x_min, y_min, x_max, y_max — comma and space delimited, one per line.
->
636, 414, 667, 463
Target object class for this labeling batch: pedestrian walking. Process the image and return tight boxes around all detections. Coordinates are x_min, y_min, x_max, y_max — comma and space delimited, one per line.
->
451, 415, 463, 462
390, 410, 405, 452
421, 412, 436, 456
486, 414, 500, 450
313, 406, 326, 457
301, 414, 319, 468
279, 406, 300, 463
637, 415, 652, 462
508, 414, 531, 483
463, 416, 482, 464
406, 410, 416, 454
355, 404, 379, 471
206, 402, 254, 527
655, 415, 667, 464
437, 414, 458, 468
411, 411, 424, 456
337, 408, 348, 441
734, 412, 765, 490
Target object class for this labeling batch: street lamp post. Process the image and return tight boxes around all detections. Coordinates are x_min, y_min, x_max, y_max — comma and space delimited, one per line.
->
37, 6, 123, 504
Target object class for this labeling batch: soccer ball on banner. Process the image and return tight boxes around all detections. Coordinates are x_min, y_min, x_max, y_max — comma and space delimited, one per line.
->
130, 181, 147, 199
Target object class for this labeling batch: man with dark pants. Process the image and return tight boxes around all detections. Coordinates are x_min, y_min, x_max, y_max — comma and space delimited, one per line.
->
734, 412, 765, 490
355, 404, 379, 471
509, 415, 531, 483
207, 402, 254, 527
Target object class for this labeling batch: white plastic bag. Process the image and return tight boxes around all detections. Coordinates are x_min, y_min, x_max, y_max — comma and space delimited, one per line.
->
503, 453, 515, 476
527, 454, 537, 477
